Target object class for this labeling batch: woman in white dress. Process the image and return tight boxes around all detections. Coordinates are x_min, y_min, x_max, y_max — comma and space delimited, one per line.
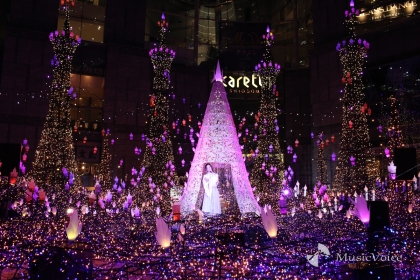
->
202, 164, 221, 214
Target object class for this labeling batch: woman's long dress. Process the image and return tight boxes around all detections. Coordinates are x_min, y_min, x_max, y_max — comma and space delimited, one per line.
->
202, 172, 221, 214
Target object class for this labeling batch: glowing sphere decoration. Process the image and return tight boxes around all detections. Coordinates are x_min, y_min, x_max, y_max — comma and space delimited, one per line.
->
384, 147, 390, 158
350, 155, 355, 166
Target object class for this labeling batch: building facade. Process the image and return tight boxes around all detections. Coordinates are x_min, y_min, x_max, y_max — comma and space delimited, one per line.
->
0, 0, 210, 184
0, 0, 326, 187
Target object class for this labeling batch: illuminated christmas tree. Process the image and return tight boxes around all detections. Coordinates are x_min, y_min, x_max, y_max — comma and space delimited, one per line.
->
134, 13, 178, 215
30, 2, 81, 187
379, 85, 420, 146
98, 131, 112, 189
180, 62, 260, 215
316, 134, 329, 186
332, 0, 378, 193
385, 95, 403, 161
249, 26, 284, 210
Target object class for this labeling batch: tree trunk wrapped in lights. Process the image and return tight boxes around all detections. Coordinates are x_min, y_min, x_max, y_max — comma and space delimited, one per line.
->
385, 95, 403, 161
316, 134, 329, 186
249, 26, 284, 211
134, 13, 178, 215
332, 0, 378, 193
29, 4, 81, 188
98, 132, 112, 190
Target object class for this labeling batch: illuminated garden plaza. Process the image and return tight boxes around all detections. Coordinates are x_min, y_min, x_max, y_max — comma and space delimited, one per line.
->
30, 4, 81, 188
332, 0, 378, 193
0, 0, 420, 279
249, 26, 284, 211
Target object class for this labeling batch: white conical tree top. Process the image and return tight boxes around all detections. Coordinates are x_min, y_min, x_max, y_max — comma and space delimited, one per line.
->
212, 60, 224, 82
180, 66, 260, 215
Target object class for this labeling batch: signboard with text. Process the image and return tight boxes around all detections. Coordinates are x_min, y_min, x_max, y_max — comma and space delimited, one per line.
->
356, 1, 417, 23
222, 73, 262, 95
76, 146, 100, 163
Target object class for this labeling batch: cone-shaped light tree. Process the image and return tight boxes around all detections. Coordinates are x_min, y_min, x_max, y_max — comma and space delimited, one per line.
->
316, 134, 329, 186
135, 14, 178, 215
332, 0, 378, 193
385, 95, 403, 161
30, 2, 81, 187
180, 61, 260, 215
98, 131, 112, 190
249, 26, 284, 210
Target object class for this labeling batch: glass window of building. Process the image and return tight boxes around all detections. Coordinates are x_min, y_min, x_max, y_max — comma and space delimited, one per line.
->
145, 0, 313, 68
70, 74, 104, 186
57, 0, 106, 43
70, 74, 104, 131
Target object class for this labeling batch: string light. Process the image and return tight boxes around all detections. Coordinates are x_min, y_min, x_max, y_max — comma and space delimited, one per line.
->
98, 132, 112, 189
1, 175, 418, 278
378, 81, 420, 147
28, 2, 81, 188
1, 2, 420, 279
384, 95, 403, 162
134, 13, 178, 216
249, 26, 284, 212
333, 3, 379, 193
316, 133, 329, 185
